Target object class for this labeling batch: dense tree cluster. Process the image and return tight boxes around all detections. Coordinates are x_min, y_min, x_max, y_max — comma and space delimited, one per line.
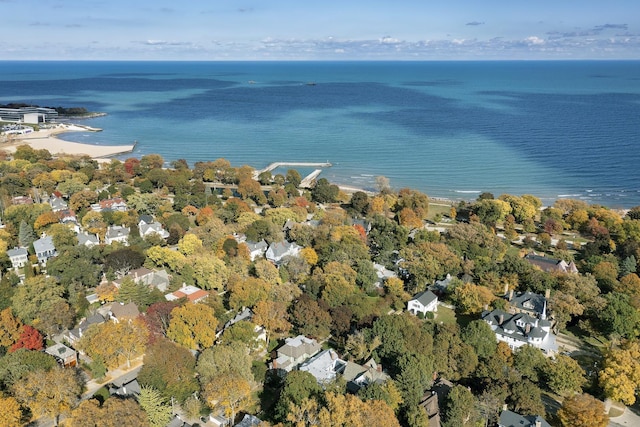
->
1, 149, 639, 425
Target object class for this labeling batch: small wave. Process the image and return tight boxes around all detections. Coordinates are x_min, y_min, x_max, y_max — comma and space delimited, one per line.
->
557, 194, 582, 198
454, 190, 482, 194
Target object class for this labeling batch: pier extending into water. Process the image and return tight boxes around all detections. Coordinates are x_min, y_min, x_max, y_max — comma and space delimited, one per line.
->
252, 161, 332, 180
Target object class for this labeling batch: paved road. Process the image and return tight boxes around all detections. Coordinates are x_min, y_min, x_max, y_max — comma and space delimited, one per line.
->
609, 405, 640, 427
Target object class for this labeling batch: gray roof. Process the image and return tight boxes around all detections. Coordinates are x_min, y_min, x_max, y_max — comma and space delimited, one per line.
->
278, 335, 321, 360
510, 291, 546, 315
77, 232, 99, 246
106, 225, 130, 239
7, 247, 28, 258
235, 414, 262, 427
412, 290, 438, 307
33, 235, 55, 253
498, 410, 550, 427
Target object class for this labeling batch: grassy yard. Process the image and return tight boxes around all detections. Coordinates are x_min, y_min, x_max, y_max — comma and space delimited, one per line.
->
428, 202, 454, 221
434, 305, 457, 325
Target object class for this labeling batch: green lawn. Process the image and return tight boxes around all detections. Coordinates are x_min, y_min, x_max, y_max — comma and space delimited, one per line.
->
435, 305, 457, 325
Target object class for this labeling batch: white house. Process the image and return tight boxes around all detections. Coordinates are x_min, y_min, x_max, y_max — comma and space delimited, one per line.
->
105, 225, 130, 245
266, 240, 302, 265
138, 215, 169, 239
407, 290, 438, 316
299, 349, 347, 385
245, 240, 269, 261
271, 335, 321, 373
33, 235, 57, 265
482, 307, 557, 355
7, 247, 29, 270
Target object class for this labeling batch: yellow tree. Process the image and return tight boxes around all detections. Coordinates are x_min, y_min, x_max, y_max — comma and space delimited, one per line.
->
453, 283, 496, 315
0, 396, 22, 427
228, 276, 272, 311
0, 308, 23, 347
167, 304, 218, 350
253, 300, 292, 348
299, 247, 319, 267
78, 320, 148, 369
13, 368, 83, 426
317, 392, 400, 427
203, 373, 252, 424
178, 233, 203, 256
599, 340, 640, 405
557, 393, 608, 427
191, 253, 229, 291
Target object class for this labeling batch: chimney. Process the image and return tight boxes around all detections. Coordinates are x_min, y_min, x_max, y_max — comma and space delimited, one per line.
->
499, 314, 504, 325
525, 323, 531, 334
545, 288, 551, 299
377, 364, 382, 373
509, 289, 514, 301
535, 420, 542, 427
504, 283, 509, 296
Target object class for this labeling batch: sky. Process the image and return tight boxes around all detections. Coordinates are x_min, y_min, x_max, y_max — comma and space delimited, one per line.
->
1, 0, 639, 60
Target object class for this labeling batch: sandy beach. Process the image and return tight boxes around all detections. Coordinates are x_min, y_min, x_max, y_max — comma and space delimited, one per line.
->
0, 124, 135, 159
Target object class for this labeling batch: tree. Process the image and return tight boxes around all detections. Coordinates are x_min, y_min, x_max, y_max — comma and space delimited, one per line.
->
461, 320, 497, 359
513, 344, 548, 383
544, 354, 586, 396
443, 385, 479, 427
274, 371, 323, 422
452, 283, 496, 315
138, 386, 173, 427
78, 320, 148, 369
167, 303, 218, 350
196, 343, 254, 385
599, 292, 640, 339
11, 276, 68, 325
227, 276, 272, 311
0, 396, 22, 427
317, 392, 401, 427
18, 220, 35, 248
203, 373, 252, 424
399, 242, 461, 293
138, 339, 198, 403
557, 393, 608, 427
291, 295, 332, 339
509, 380, 545, 416
104, 248, 146, 278
9, 325, 44, 352
67, 398, 150, 427
253, 300, 291, 348
0, 308, 22, 347
143, 301, 179, 342
312, 178, 339, 203
599, 340, 640, 405
13, 368, 83, 426
0, 349, 57, 388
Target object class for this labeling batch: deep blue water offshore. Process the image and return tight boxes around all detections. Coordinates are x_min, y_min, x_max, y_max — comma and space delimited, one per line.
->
1, 61, 639, 207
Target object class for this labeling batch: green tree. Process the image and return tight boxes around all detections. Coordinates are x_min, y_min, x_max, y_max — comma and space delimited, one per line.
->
461, 320, 497, 359
138, 339, 198, 403
443, 385, 479, 427
544, 354, 586, 396
196, 343, 254, 385
513, 344, 548, 383
509, 380, 545, 416
0, 349, 57, 388
18, 220, 35, 248
138, 386, 173, 427
599, 292, 640, 338
274, 371, 323, 422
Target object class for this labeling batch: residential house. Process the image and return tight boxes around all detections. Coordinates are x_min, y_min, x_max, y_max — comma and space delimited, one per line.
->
524, 253, 578, 274
108, 371, 141, 397
234, 414, 262, 427
271, 335, 321, 374
105, 225, 130, 245
165, 284, 209, 303
407, 290, 438, 316
11, 195, 33, 205
138, 214, 169, 239
45, 343, 77, 367
266, 240, 302, 265
115, 267, 170, 293
344, 358, 389, 393
373, 262, 397, 287
58, 209, 78, 225
167, 416, 193, 427
49, 195, 68, 212
352, 218, 372, 234
77, 231, 100, 248
299, 349, 347, 385
91, 197, 127, 212
109, 302, 140, 323
432, 274, 453, 293
217, 307, 267, 343
418, 378, 454, 427
506, 290, 549, 317
482, 308, 557, 354
7, 247, 28, 270
498, 410, 551, 427
33, 235, 57, 265
66, 313, 106, 344
245, 240, 269, 261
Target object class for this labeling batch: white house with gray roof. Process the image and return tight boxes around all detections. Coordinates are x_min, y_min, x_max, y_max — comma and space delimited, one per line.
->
138, 215, 169, 239
498, 410, 550, 427
266, 240, 302, 265
299, 349, 347, 385
407, 290, 438, 316
7, 247, 29, 270
105, 225, 130, 245
482, 307, 557, 355
33, 235, 57, 265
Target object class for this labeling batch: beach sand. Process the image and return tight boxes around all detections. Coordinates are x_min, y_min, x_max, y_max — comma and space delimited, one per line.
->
1, 124, 135, 159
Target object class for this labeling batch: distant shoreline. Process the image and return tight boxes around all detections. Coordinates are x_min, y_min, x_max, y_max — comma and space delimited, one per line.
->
0, 124, 135, 159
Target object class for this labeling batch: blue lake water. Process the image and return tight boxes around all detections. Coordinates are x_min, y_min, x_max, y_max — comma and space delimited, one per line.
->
1, 60, 639, 207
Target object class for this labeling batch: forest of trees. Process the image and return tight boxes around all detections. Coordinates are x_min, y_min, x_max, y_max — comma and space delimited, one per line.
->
0, 144, 639, 427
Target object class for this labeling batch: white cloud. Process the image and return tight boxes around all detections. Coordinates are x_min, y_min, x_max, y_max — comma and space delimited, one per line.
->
526, 36, 545, 45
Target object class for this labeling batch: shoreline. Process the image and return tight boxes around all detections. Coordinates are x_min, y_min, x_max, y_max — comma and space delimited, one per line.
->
0, 124, 135, 159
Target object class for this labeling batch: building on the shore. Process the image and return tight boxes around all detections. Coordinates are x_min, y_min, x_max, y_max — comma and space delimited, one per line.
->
0, 106, 58, 124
